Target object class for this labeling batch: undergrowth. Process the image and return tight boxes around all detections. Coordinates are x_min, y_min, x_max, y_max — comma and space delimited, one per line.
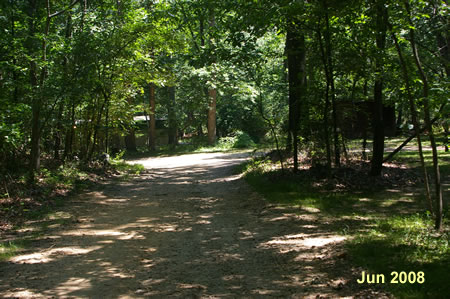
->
348, 214, 449, 298
0, 240, 29, 261
0, 154, 144, 232
240, 147, 449, 298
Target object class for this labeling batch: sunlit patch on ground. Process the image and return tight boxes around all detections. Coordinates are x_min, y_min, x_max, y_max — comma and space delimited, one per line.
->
10, 246, 101, 264
0, 152, 395, 298
263, 234, 346, 249
2, 289, 44, 298
51, 277, 92, 297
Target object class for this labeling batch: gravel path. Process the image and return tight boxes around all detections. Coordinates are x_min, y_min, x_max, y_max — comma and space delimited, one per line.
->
0, 152, 385, 298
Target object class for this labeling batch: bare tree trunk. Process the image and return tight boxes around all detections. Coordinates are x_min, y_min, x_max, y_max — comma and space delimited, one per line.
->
286, 18, 306, 172
124, 128, 137, 152
105, 98, 110, 154
317, 22, 332, 168
207, 88, 217, 145
148, 83, 156, 151
10, 8, 19, 103
370, 0, 388, 176
383, 106, 445, 162
124, 95, 137, 152
63, 101, 76, 160
405, 0, 443, 230
88, 90, 108, 160
197, 123, 203, 137
390, 24, 433, 214
53, 102, 64, 160
28, 0, 79, 176
55, 13, 72, 161
256, 85, 284, 171
27, 0, 40, 178
168, 86, 178, 146
206, 8, 216, 145
323, 0, 340, 168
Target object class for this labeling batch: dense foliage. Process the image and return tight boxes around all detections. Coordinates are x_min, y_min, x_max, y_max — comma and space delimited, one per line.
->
0, 0, 448, 228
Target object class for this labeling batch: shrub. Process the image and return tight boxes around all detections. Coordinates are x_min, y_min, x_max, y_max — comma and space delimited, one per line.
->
233, 131, 256, 148
217, 131, 256, 149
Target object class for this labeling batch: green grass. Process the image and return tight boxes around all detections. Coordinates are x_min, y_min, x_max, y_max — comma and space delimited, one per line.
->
383, 133, 448, 150
0, 240, 29, 261
244, 170, 359, 214
348, 214, 449, 298
389, 150, 450, 177
38, 162, 89, 192
0, 211, 77, 262
110, 159, 145, 175
240, 138, 449, 298
0, 157, 145, 262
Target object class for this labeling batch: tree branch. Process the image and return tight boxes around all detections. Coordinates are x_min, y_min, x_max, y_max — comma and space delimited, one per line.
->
49, 0, 80, 19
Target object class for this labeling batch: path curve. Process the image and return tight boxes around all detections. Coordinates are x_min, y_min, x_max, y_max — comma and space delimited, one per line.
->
0, 152, 384, 298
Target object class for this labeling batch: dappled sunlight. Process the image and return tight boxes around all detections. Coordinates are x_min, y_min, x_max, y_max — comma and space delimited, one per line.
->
0, 152, 378, 298
10, 246, 102, 264
301, 206, 321, 213
51, 277, 92, 297
379, 198, 414, 207
358, 197, 372, 202
262, 233, 346, 249
268, 213, 300, 222
179, 282, 208, 290
2, 289, 44, 298
296, 214, 319, 221
302, 224, 319, 229
99, 198, 130, 203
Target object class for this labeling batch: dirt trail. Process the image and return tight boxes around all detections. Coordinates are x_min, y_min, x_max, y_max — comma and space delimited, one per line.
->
0, 152, 384, 298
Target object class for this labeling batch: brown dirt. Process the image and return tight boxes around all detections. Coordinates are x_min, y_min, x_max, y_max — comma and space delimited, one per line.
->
0, 152, 388, 298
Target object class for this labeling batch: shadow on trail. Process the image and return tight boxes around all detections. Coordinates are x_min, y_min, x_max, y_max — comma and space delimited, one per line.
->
0, 152, 383, 298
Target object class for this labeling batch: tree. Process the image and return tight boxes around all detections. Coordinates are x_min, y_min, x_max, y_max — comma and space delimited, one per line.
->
148, 83, 157, 151
286, 16, 306, 172
370, 0, 388, 176
403, 0, 443, 230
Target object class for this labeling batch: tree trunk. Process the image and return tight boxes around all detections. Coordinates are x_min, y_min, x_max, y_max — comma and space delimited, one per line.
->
88, 90, 108, 160
148, 83, 156, 151
124, 128, 137, 152
197, 124, 203, 137
206, 8, 217, 146
54, 13, 72, 161
383, 106, 445, 162
27, 0, 40, 178
405, 0, 443, 230
30, 94, 41, 172
53, 102, 64, 160
105, 98, 110, 154
444, 123, 449, 152
317, 21, 332, 168
63, 101, 76, 160
207, 88, 217, 145
390, 24, 433, 214
168, 86, 178, 146
10, 11, 19, 103
323, 0, 340, 167
286, 18, 306, 172
370, 0, 388, 176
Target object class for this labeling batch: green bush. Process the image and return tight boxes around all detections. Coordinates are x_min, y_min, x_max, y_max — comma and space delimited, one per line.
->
217, 131, 256, 149
233, 131, 256, 148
